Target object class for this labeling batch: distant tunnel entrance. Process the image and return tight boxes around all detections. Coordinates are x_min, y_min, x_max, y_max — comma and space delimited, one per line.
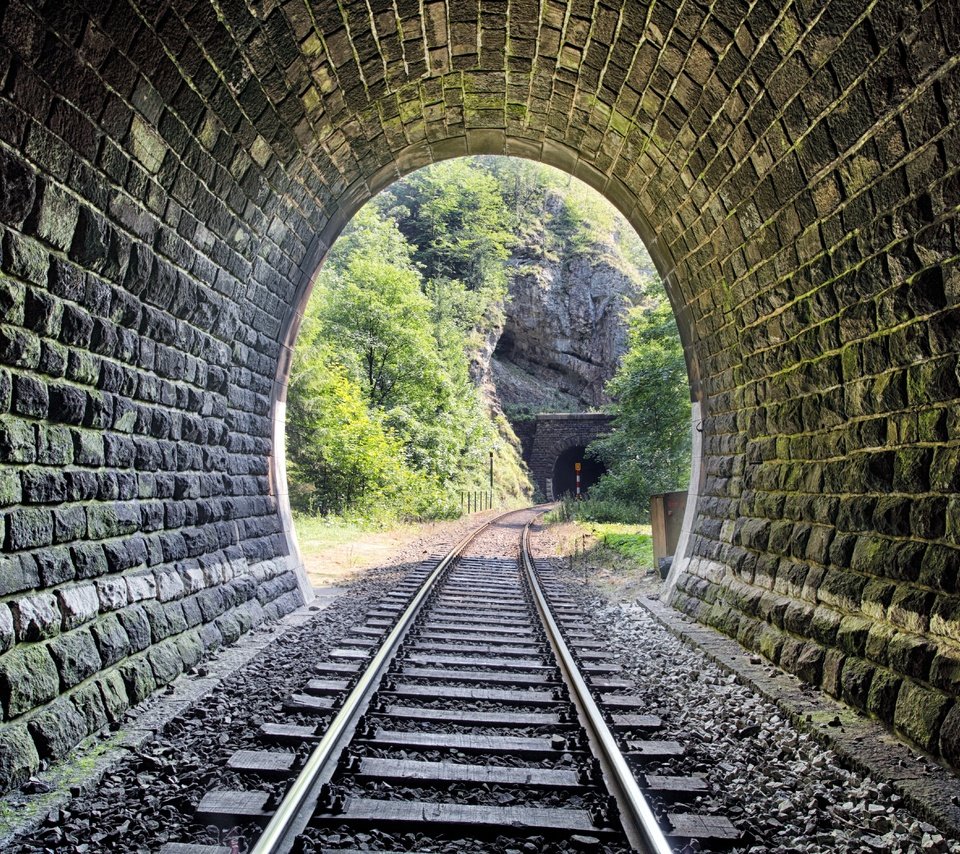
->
527, 413, 615, 499
552, 446, 606, 498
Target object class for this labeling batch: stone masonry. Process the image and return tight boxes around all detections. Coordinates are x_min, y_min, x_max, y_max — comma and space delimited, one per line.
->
0, 0, 956, 788
528, 412, 613, 498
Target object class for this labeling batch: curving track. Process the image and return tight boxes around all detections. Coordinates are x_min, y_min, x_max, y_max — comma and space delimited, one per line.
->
162, 507, 738, 854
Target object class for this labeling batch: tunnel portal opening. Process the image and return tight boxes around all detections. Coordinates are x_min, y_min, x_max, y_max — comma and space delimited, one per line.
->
551, 446, 606, 498
0, 0, 952, 793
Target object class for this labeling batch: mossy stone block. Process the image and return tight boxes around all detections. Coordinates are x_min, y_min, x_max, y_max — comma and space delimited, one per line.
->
48, 627, 103, 689
70, 681, 108, 734
861, 578, 896, 619
939, 703, 960, 767
930, 646, 960, 694
0, 644, 59, 717
837, 615, 872, 656
867, 669, 902, 724
810, 605, 842, 645
894, 680, 951, 752
27, 697, 87, 759
865, 622, 896, 666
96, 670, 129, 722
147, 641, 183, 686
887, 585, 935, 633
821, 647, 845, 698
841, 657, 874, 708
119, 655, 157, 705
757, 625, 784, 663
0, 722, 39, 790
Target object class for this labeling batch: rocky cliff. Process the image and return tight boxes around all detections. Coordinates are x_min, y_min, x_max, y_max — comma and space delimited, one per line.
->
485, 190, 655, 415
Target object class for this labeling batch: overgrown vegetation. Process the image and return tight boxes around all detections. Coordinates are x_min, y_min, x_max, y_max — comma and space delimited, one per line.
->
585, 298, 692, 521
544, 501, 656, 576
548, 496, 651, 525
287, 160, 543, 521
286, 155, 688, 526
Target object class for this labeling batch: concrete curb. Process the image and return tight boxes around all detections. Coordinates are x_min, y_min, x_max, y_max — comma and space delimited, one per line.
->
0, 587, 341, 846
637, 595, 960, 841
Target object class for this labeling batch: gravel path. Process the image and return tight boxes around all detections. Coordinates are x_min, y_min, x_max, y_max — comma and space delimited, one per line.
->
530, 522, 960, 854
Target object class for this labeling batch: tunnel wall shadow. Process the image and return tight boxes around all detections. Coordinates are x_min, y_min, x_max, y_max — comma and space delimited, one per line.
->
0, 0, 955, 786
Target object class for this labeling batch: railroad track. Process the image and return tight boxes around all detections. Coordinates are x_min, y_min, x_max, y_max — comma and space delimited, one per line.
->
161, 507, 739, 854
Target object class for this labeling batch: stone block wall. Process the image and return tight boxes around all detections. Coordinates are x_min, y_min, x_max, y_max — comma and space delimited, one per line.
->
0, 0, 958, 788
528, 413, 614, 498
0, 0, 313, 788
663, 0, 960, 763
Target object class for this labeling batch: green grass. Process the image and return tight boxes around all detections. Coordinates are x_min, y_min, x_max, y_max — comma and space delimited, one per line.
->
545, 496, 647, 524
293, 513, 406, 556
544, 498, 656, 569
585, 522, 655, 566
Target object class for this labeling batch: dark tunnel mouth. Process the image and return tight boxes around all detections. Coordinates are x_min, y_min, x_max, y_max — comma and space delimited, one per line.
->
551, 445, 606, 497
6, 0, 958, 795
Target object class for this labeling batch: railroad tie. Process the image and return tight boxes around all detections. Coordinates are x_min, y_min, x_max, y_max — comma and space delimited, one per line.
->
227, 750, 297, 778
311, 798, 607, 835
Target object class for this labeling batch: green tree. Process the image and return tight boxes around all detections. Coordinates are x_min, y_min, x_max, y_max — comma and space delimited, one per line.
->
378, 159, 514, 325
589, 297, 692, 513
285, 334, 413, 515
287, 198, 531, 520
317, 255, 441, 410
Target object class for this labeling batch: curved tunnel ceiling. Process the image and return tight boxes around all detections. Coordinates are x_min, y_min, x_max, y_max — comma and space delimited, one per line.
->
0, 0, 957, 786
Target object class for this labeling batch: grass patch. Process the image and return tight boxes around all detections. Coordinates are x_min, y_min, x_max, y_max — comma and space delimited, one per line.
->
292, 512, 417, 571
544, 498, 655, 571
586, 522, 655, 566
545, 496, 647, 525
539, 517, 660, 600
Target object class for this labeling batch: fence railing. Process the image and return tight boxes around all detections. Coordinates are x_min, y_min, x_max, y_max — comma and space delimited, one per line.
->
460, 490, 493, 514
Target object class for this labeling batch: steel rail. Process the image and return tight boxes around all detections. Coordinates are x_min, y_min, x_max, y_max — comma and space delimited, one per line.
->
250, 507, 529, 854
520, 517, 674, 854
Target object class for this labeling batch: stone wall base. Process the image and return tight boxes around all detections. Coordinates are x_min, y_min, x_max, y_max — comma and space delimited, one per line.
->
0, 559, 304, 792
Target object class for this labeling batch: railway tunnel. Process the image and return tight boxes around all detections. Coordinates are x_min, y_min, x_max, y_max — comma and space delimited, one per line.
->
524, 412, 614, 499
0, 0, 958, 792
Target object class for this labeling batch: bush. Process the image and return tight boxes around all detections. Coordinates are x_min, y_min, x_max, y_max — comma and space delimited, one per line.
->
548, 496, 647, 524
588, 298, 691, 511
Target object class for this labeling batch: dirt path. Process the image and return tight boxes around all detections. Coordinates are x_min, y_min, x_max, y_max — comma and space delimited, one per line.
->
297, 510, 503, 588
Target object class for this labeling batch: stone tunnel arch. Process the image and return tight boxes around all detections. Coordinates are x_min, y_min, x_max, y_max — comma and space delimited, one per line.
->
520, 411, 618, 500
0, 0, 957, 789
550, 444, 606, 499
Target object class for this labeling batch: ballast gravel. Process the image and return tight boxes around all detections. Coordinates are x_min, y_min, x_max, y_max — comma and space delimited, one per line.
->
5, 510, 959, 853
530, 538, 960, 854
0, 558, 431, 853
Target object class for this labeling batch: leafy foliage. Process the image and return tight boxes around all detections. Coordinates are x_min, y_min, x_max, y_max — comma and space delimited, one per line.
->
286, 199, 528, 519
588, 293, 692, 516
286, 339, 413, 517
318, 255, 440, 410
378, 159, 513, 331
286, 156, 683, 524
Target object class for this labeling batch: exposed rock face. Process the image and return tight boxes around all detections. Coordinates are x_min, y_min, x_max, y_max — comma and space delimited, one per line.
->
468, 203, 652, 486
490, 209, 652, 412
